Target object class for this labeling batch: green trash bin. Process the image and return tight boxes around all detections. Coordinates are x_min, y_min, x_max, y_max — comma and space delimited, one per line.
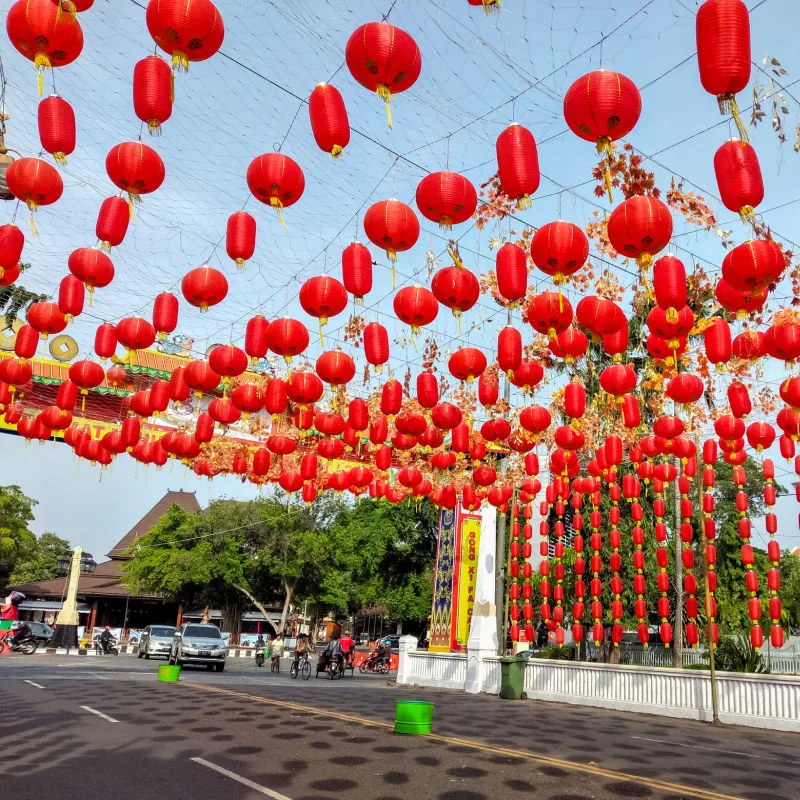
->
499, 655, 528, 700
394, 700, 434, 734
158, 665, 181, 683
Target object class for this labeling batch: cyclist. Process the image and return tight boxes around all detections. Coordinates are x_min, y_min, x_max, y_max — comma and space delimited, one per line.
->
270, 633, 284, 669
292, 633, 311, 670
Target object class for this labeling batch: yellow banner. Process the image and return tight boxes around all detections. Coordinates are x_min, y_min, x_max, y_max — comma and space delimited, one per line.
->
455, 515, 481, 646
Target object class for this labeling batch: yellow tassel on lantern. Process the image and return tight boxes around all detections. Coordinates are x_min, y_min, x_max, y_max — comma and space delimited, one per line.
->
331, 145, 343, 159
54, 152, 68, 165
172, 50, 190, 73
29, 214, 38, 237
739, 205, 756, 224
376, 84, 393, 128
596, 136, 615, 202
270, 198, 288, 230
147, 120, 162, 136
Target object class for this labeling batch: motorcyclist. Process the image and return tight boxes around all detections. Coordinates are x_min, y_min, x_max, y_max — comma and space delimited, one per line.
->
320, 634, 342, 673
8, 620, 32, 648
254, 634, 266, 666
99, 626, 114, 654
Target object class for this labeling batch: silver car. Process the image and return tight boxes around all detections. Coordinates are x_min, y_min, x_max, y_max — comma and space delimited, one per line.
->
137, 625, 176, 660
169, 623, 227, 671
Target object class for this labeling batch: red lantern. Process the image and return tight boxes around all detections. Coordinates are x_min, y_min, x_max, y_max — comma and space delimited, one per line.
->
526, 291, 573, 339
244, 315, 269, 363
316, 351, 355, 386
696, 0, 751, 125
600, 364, 636, 400
603, 325, 628, 359
705, 317, 732, 366
0, 224, 24, 272
721, 239, 785, 293
496, 123, 540, 207
95, 197, 129, 251
530, 221, 588, 284
145, 0, 225, 71
263, 378, 287, 417
714, 139, 763, 222
308, 83, 350, 158
0, 262, 21, 287
0, 358, 32, 391
208, 398, 240, 427
106, 141, 165, 204
14, 325, 39, 360
341, 241, 372, 302
133, 55, 173, 135
27, 301, 66, 337
299, 276, 348, 338
478, 370, 499, 408
666, 373, 704, 405
38, 95, 75, 164
94, 322, 117, 360
552, 327, 588, 364
576, 295, 625, 339
415, 171, 477, 229
57, 274, 84, 320
225, 210, 256, 270
495, 242, 527, 306
363, 199, 420, 269
364, 322, 389, 371
68, 359, 104, 406
181, 265, 228, 312
153, 292, 178, 340
497, 326, 522, 375
431, 265, 479, 330
287, 370, 323, 407
184, 359, 221, 397
731, 329, 765, 360
268, 318, 309, 361
115, 317, 156, 355
416, 372, 439, 409
653, 255, 687, 317
393, 285, 438, 334
68, 247, 114, 299
345, 22, 421, 127
747, 422, 776, 452
448, 347, 487, 383
246, 153, 305, 225
766, 323, 800, 363
607, 195, 673, 269
381, 379, 403, 417
6, 0, 84, 94
208, 344, 248, 380
5, 157, 63, 224
510, 360, 544, 393
105, 365, 126, 388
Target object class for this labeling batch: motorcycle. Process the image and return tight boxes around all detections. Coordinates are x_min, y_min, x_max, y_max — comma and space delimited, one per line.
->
95, 637, 119, 656
0, 635, 38, 655
358, 654, 389, 674
255, 647, 265, 667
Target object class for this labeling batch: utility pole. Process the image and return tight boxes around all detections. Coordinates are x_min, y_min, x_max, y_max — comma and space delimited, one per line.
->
673, 455, 684, 669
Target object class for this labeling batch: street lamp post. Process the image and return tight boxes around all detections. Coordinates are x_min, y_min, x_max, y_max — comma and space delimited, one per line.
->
51, 547, 96, 649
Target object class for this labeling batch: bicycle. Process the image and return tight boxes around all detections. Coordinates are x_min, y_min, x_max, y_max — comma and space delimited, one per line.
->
270, 654, 280, 673
290, 653, 311, 680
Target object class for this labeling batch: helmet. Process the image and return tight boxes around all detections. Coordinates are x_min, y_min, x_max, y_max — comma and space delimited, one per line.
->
10, 621, 23, 630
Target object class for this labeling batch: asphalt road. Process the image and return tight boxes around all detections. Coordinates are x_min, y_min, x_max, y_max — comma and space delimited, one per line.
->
0, 653, 796, 800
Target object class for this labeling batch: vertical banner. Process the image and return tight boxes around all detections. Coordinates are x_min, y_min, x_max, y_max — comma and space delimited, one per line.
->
428, 508, 457, 652
453, 510, 481, 650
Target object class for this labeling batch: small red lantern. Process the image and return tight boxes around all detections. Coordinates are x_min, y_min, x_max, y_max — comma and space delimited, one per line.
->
105, 141, 165, 204
299, 275, 348, 341
497, 326, 522, 375
133, 55, 173, 135
244, 315, 269, 363
716, 279, 766, 316
721, 239, 785, 293
153, 292, 179, 340
287, 370, 323, 407
415, 171, 477, 230
526, 291, 573, 339
714, 139, 763, 222
146, 0, 225, 72
115, 317, 156, 356
309, 83, 350, 158
38, 95, 75, 164
94, 322, 117, 360
27, 301, 66, 338
5, 157, 63, 229
363, 199, 420, 275
448, 347, 487, 383
316, 350, 355, 386
341, 242, 372, 302
530, 221, 589, 284
417, 372, 439, 409
607, 195, 673, 270
57, 274, 84, 320
225, 210, 256, 271
704, 317, 731, 367
95, 196, 129, 251
246, 153, 305, 226
496, 123, 539, 207
184, 360, 221, 397
747, 421, 776, 452
510, 360, 544, 393
666, 373, 704, 405
0, 224, 24, 271
393, 285, 438, 335
268, 318, 309, 361
653, 255, 687, 318
495, 242, 527, 306
208, 344, 248, 381
364, 322, 389, 371
14, 325, 39, 360
68, 359, 104, 408
68, 247, 114, 299
600, 364, 637, 400
181, 264, 228, 312
345, 22, 421, 127
431, 265, 479, 330
0, 262, 21, 287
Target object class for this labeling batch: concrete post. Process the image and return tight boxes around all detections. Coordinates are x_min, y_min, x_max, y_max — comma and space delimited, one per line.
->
397, 634, 418, 685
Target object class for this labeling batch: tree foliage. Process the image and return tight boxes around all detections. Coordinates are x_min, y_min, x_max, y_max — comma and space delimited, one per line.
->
0, 484, 38, 588
9, 532, 71, 584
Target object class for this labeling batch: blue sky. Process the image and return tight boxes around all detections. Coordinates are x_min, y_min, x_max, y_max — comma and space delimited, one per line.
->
2, 0, 800, 556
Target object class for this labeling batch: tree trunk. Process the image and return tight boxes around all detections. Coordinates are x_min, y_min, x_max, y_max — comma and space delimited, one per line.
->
232, 583, 276, 635
279, 581, 294, 634
221, 595, 242, 640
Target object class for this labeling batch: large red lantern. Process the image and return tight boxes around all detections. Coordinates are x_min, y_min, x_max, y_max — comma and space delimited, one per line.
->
308, 83, 350, 158
225, 210, 256, 270
600, 364, 637, 400
563, 69, 641, 199
57, 274, 84, 320
520, 406, 552, 434
345, 22, 421, 127
184, 360, 221, 399
495, 242, 527, 306
714, 139, 763, 222
316, 350, 355, 386
268, 318, 309, 361
246, 153, 305, 226
68, 359, 104, 407
105, 141, 165, 204
0, 225, 24, 271
133, 55, 173, 134
363, 199, 420, 277
153, 292, 179, 339
496, 123, 540, 207
299, 275, 348, 340
666, 373, 704, 405
696, 0, 751, 134
38, 95, 75, 164
448, 347, 487, 383
95, 196, 129, 251
287, 370, 323, 407
145, 0, 225, 71
68, 247, 114, 299
415, 171, 477, 230
721, 239, 785, 293
115, 317, 156, 356
530, 221, 589, 284
716, 279, 766, 316
431, 265, 479, 330
364, 322, 389, 371
393, 285, 438, 334
27, 301, 66, 338
731, 329, 765, 360
341, 242, 373, 302
526, 291, 573, 339
209, 344, 248, 382
607, 195, 673, 270
5, 158, 63, 229
510, 360, 544, 393
551, 327, 588, 364
181, 265, 228, 312
6, 0, 84, 94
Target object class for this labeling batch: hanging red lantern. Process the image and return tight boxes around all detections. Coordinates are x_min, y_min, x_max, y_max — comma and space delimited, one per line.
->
415, 171, 477, 229
208, 398, 240, 427
308, 83, 350, 158
246, 153, 305, 226
133, 55, 173, 135
68, 247, 114, 300
431, 265, 479, 330
27, 301, 66, 338
105, 365, 126, 388
747, 422, 776, 452
552, 327, 588, 364
6, 0, 84, 94
714, 139, 763, 222
0, 262, 21, 287
106, 141, 165, 205
497, 326, 522, 376
526, 291, 573, 339
510, 360, 544, 393
152, 292, 179, 340
564, 380, 586, 419
345, 22, 421, 127
576, 295, 625, 340
14, 325, 39, 360
94, 322, 117, 360
316, 350, 355, 386
231, 383, 264, 418
225, 211, 256, 270
563, 69, 641, 199
299, 275, 348, 341
731, 329, 765, 360
5, 158, 63, 228
364, 322, 389, 371
478, 370, 499, 408
416, 372, 439, 409
431, 402, 463, 432
38, 95, 75, 164
0, 358, 32, 392
363, 198, 420, 278
495, 242, 527, 307
57, 274, 84, 320
287, 370, 323, 407
341, 241, 372, 302
380, 379, 403, 417
603, 324, 628, 360
666, 373, 704, 405
448, 347, 487, 383
0, 224, 24, 272
95, 196, 129, 252
184, 360, 221, 400
244, 315, 269, 363
181, 265, 228, 312
766, 323, 800, 363
600, 364, 636, 400
495, 123, 539, 207
263, 377, 288, 417
268, 318, 309, 361
716, 279, 766, 317
393, 285, 438, 335
56, 379, 78, 409
145, 0, 225, 72
653, 255, 687, 318
704, 317, 731, 367
696, 0, 751, 135
115, 317, 156, 356
68, 359, 104, 406
208, 344, 248, 382
607, 196, 673, 270
721, 239, 785, 293
530, 221, 589, 285
647, 305, 694, 342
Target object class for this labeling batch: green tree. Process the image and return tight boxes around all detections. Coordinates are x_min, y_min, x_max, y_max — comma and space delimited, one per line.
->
0, 485, 38, 588
9, 532, 70, 584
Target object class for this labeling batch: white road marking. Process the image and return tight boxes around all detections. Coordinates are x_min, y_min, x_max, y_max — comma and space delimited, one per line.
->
80, 705, 119, 723
23, 679, 44, 689
630, 735, 783, 762
191, 757, 293, 799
